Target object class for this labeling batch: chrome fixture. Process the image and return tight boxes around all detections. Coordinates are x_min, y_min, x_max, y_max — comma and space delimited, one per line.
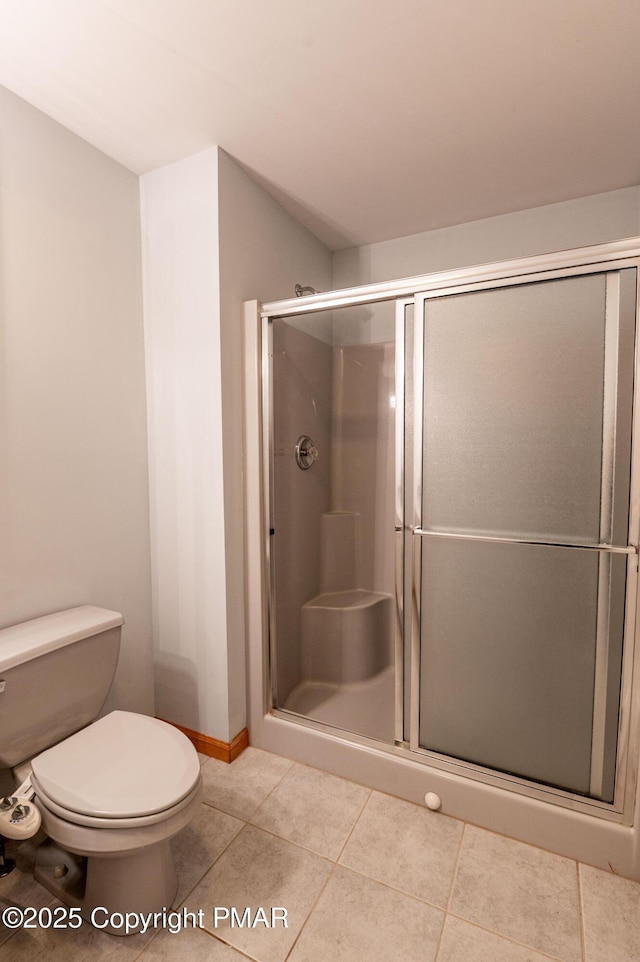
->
294, 284, 319, 297
295, 435, 318, 470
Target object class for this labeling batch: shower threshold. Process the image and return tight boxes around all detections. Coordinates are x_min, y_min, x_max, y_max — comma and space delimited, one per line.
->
283, 666, 395, 744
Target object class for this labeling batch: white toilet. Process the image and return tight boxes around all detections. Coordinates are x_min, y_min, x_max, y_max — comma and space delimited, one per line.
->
0, 606, 202, 934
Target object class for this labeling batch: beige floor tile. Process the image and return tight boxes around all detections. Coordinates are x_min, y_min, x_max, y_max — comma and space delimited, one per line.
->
580, 864, 640, 962
139, 925, 248, 961
185, 823, 332, 962
450, 826, 581, 962
437, 915, 562, 962
171, 802, 244, 905
339, 790, 463, 908
199, 748, 293, 821
250, 763, 370, 859
288, 865, 443, 962
10, 747, 639, 962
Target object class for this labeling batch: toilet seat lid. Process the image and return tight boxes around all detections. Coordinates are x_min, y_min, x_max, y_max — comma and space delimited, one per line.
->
31, 711, 200, 818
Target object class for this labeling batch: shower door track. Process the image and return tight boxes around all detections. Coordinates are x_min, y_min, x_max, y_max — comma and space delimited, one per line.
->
258, 237, 640, 827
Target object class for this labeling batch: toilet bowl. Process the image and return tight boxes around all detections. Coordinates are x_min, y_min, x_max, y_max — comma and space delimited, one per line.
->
30, 711, 202, 931
0, 607, 203, 935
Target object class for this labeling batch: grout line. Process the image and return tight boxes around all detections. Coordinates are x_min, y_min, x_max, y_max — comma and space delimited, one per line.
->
282, 861, 339, 962
194, 927, 262, 961
455, 815, 590, 865
279, 779, 372, 961
441, 912, 571, 962
242, 758, 296, 824
330, 858, 450, 913
200, 797, 249, 822
333, 784, 372, 864
225, 820, 336, 864
433, 819, 467, 960
198, 749, 294, 825
172, 818, 247, 909
237, 807, 381, 867
247, 761, 373, 862
432, 821, 582, 962
137, 924, 260, 962
576, 861, 588, 962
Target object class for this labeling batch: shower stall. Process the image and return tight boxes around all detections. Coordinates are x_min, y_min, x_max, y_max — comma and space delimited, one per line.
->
244, 239, 640, 877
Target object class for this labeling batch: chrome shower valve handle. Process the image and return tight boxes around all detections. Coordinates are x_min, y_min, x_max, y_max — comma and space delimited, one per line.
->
295, 436, 318, 470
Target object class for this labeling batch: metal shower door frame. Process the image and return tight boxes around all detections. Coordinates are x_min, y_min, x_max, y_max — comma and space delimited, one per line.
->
402, 259, 640, 821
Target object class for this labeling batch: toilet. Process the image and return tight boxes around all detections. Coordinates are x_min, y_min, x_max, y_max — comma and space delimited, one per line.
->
0, 606, 202, 934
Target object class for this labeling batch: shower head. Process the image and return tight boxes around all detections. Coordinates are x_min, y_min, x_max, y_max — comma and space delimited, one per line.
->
295, 284, 320, 297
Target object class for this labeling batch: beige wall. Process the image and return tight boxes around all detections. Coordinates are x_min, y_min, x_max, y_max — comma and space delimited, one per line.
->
141, 148, 332, 742
0, 86, 153, 714
140, 148, 228, 737
333, 186, 640, 288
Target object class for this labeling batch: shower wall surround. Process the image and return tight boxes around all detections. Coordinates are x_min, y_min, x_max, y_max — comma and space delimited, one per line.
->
272, 322, 332, 704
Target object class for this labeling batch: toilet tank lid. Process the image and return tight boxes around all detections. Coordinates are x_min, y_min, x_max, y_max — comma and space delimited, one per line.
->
0, 606, 124, 673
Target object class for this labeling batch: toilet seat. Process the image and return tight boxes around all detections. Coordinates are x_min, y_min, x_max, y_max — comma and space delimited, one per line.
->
31, 776, 202, 830
31, 711, 200, 822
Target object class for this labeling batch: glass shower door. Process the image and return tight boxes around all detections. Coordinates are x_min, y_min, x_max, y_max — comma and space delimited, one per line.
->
413, 270, 637, 802
269, 301, 398, 745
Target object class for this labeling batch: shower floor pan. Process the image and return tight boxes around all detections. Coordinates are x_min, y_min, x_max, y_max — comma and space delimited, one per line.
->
284, 665, 395, 744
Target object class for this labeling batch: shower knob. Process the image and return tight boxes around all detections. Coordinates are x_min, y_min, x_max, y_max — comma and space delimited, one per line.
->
295, 436, 318, 470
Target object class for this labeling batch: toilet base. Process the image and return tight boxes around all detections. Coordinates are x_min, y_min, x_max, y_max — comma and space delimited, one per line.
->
34, 837, 178, 935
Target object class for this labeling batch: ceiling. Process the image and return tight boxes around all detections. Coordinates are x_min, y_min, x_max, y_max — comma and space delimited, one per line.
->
0, 0, 638, 250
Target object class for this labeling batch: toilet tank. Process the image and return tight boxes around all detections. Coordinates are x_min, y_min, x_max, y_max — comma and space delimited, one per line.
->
0, 606, 123, 769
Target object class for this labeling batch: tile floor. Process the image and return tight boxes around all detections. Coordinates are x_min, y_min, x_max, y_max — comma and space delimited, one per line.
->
2, 746, 640, 961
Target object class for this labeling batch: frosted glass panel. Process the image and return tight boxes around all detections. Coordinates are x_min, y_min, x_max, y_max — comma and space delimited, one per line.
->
418, 538, 615, 796
416, 270, 635, 802
422, 275, 607, 542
